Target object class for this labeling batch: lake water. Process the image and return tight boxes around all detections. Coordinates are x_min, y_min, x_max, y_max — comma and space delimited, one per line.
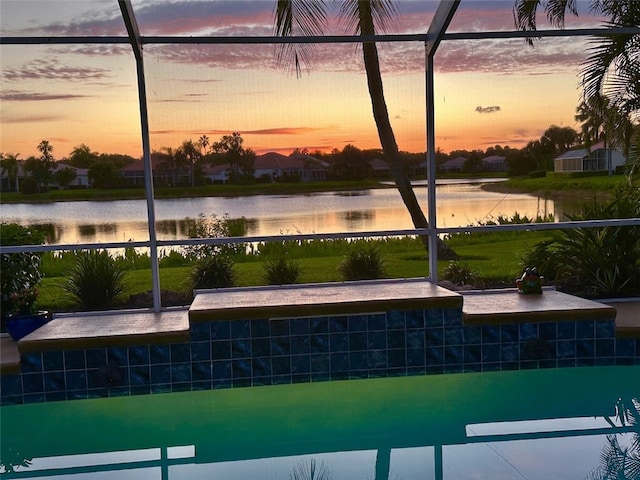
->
0, 180, 583, 245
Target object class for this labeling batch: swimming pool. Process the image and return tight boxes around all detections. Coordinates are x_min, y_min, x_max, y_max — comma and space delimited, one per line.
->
1, 365, 638, 479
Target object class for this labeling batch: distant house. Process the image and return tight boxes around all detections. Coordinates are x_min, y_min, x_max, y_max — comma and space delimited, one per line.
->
481, 155, 506, 172
254, 152, 329, 182
202, 163, 229, 184
554, 141, 626, 173
50, 162, 90, 189
439, 156, 466, 173
370, 158, 390, 178
119, 156, 190, 186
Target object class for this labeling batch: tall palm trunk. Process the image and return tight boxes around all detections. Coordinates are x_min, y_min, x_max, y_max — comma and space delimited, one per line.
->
357, 2, 456, 259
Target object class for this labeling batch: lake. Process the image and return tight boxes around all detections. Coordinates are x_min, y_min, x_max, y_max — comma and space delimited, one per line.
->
0, 180, 584, 245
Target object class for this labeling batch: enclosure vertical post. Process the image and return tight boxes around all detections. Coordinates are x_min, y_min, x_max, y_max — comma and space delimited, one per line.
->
119, 0, 162, 311
426, 48, 439, 282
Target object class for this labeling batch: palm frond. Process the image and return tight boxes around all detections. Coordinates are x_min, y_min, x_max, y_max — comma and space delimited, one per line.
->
274, 0, 329, 77
337, 0, 398, 35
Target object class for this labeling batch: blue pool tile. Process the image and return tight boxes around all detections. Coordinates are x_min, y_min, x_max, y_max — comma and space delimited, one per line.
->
368, 350, 387, 369
212, 377, 232, 389
271, 336, 291, 356
149, 345, 170, 364
444, 346, 463, 365
171, 363, 192, 383
231, 359, 252, 378
272, 375, 292, 385
64, 350, 86, 370
425, 328, 444, 347
595, 339, 615, 357
445, 327, 463, 346
272, 356, 291, 375
615, 357, 635, 366
129, 365, 150, 386
482, 326, 501, 343
172, 382, 192, 392
292, 355, 311, 374
349, 332, 367, 351
291, 318, 310, 335
501, 343, 519, 362
463, 326, 482, 344
576, 320, 595, 339
519, 323, 538, 341
191, 341, 211, 362
150, 364, 171, 385
252, 357, 272, 377
293, 373, 311, 383
443, 308, 462, 326
212, 360, 231, 381
616, 338, 636, 357
482, 344, 501, 363
557, 340, 577, 359
350, 351, 368, 370
329, 333, 349, 353
387, 330, 406, 349
595, 321, 615, 339
1, 375, 22, 396
329, 316, 348, 333
310, 354, 330, 373
367, 314, 387, 331
348, 315, 367, 332
291, 335, 311, 355
500, 325, 519, 343
482, 362, 501, 372
387, 349, 406, 369
464, 363, 482, 373
65, 370, 87, 391
24, 393, 46, 404
426, 365, 445, 375
538, 323, 557, 340
128, 346, 150, 366
405, 310, 424, 329
212, 340, 231, 361
330, 353, 349, 373
231, 320, 250, 340
42, 351, 64, 371
520, 360, 539, 370
576, 357, 595, 367
248, 338, 268, 358
85, 349, 107, 369
557, 358, 576, 368
270, 319, 290, 337
21, 353, 43, 373
192, 381, 212, 391
407, 365, 426, 376
107, 347, 129, 366
464, 345, 481, 364
189, 322, 210, 341
387, 310, 405, 330
444, 365, 464, 374
539, 359, 557, 369
595, 357, 615, 366
310, 317, 329, 334
252, 376, 272, 387
22, 373, 44, 394
250, 319, 270, 338
368, 331, 387, 350
521, 339, 555, 361
231, 339, 252, 359
211, 321, 231, 340
425, 308, 444, 327
171, 344, 191, 363
501, 361, 519, 371
426, 346, 444, 366
310, 334, 329, 353
130, 385, 151, 396
576, 339, 595, 358
349, 370, 368, 380
406, 330, 425, 349
557, 322, 576, 340
108, 386, 130, 397
45, 391, 68, 402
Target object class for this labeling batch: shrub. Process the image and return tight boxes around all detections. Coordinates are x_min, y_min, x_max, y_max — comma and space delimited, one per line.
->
190, 255, 236, 292
0, 224, 45, 321
182, 213, 247, 260
263, 256, 301, 285
338, 241, 387, 281
528, 170, 547, 179
442, 260, 478, 286
64, 250, 129, 310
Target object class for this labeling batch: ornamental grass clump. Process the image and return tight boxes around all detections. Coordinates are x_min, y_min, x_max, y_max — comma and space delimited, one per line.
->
189, 254, 236, 292
64, 250, 129, 310
263, 256, 301, 285
338, 241, 387, 281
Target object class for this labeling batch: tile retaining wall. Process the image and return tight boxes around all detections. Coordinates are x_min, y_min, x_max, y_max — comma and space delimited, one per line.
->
1, 306, 638, 405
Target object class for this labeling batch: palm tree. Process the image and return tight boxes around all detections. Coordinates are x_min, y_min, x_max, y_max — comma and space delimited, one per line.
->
274, 0, 457, 259
514, 0, 639, 174
0, 153, 20, 192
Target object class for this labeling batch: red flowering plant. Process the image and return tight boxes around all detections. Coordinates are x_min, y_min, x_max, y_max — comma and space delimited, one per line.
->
0, 223, 45, 327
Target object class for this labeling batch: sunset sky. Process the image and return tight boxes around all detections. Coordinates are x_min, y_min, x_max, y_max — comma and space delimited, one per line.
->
0, 0, 605, 160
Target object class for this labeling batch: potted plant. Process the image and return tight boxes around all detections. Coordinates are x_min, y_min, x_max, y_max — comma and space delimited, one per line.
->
0, 223, 50, 340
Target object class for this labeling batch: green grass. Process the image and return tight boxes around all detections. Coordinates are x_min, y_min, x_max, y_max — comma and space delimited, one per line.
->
493, 174, 635, 196
36, 231, 551, 312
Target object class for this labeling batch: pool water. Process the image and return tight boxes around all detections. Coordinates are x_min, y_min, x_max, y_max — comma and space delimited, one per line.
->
1, 366, 638, 479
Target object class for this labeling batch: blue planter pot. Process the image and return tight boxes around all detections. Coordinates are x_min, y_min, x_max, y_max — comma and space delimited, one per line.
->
6, 311, 51, 341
